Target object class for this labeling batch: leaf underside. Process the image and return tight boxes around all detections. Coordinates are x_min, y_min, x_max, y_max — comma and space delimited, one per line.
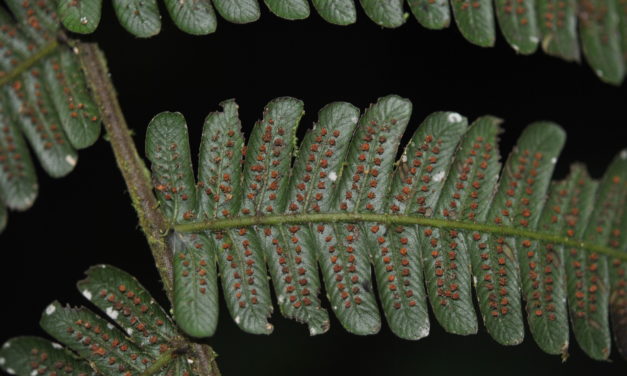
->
57, 0, 627, 84
145, 95, 627, 362
0, 3, 102, 233
1, 265, 198, 376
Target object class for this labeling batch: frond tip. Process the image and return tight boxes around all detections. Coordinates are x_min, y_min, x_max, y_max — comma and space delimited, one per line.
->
146, 95, 627, 362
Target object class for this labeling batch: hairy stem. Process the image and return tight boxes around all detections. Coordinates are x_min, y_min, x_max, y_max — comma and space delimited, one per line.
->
76, 42, 220, 376
175, 212, 627, 261
76, 42, 174, 295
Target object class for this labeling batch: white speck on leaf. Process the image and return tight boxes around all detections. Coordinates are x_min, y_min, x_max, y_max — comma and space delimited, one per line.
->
2, 342, 10, 349
187, 358, 194, 364
107, 323, 114, 329
6, 368, 15, 375
234, 316, 241, 324
329, 171, 337, 182
45, 304, 56, 315
551, 157, 557, 164
309, 327, 317, 336
126, 328, 133, 336
433, 171, 445, 182
277, 295, 284, 304
80, 17, 88, 25
52, 342, 62, 349
401, 154, 408, 163
106, 307, 119, 320
82, 289, 92, 300
621, 150, 627, 159
447, 113, 462, 123
529, 36, 539, 43
31, 370, 38, 376
351, 116, 358, 123
65, 155, 77, 166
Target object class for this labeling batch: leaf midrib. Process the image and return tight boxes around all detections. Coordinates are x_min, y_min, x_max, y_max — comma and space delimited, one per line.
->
174, 212, 627, 261
0, 39, 58, 87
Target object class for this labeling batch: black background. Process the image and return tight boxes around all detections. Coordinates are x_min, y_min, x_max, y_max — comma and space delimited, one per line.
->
2, 3, 627, 375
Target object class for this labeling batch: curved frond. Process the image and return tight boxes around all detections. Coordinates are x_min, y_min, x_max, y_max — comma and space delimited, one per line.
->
0, 265, 205, 376
0, 2, 102, 233
145, 95, 627, 362
57, 0, 627, 84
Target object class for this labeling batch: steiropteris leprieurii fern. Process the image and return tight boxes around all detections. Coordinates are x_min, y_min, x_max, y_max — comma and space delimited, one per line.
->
0, 98, 625, 376
138, 95, 626, 361
0, 0, 102, 232
56, 0, 627, 85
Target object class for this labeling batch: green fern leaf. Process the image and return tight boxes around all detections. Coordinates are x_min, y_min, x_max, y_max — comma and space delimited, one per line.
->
41, 301, 154, 374
53, 0, 627, 84
1, 265, 199, 376
164, 0, 218, 35
450, 0, 496, 47
0, 202, 6, 232
474, 123, 566, 345
213, 0, 261, 23
150, 96, 627, 362
42, 50, 101, 149
8, 63, 78, 178
569, 149, 627, 359
169, 231, 220, 338
112, 0, 161, 38
312, 0, 358, 25
494, 0, 540, 54
407, 0, 451, 29
75, 265, 178, 357
360, 0, 407, 28
379, 112, 470, 339
145, 112, 198, 224
279, 101, 359, 335
578, 0, 625, 84
264, 0, 311, 20
58, 0, 102, 34
537, 0, 580, 61
0, 2, 102, 232
619, 0, 627, 66
412, 113, 474, 336
0, 336, 95, 376
0, 106, 37, 211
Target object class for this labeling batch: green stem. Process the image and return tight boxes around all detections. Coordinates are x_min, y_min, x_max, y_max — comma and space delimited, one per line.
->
0, 39, 58, 86
175, 212, 627, 261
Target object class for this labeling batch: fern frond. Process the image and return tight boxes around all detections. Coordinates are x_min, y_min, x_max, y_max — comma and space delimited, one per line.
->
145, 95, 627, 361
0, 265, 204, 376
0, 1, 102, 233
57, 0, 627, 84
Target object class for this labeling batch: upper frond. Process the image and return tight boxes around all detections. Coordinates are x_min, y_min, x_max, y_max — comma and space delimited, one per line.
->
145, 95, 627, 362
57, 0, 627, 84
0, 1, 102, 233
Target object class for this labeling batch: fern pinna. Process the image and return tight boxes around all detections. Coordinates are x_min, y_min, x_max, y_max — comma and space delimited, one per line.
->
0, 265, 211, 376
56, 0, 627, 85
144, 95, 627, 361
0, 1, 102, 233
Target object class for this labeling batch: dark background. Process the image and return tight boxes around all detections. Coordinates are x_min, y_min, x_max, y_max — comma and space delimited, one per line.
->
2, 3, 627, 375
